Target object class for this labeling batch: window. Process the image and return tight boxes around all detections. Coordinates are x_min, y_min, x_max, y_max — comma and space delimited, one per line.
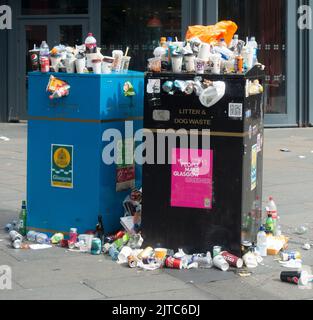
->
101, 0, 182, 70
21, 0, 89, 15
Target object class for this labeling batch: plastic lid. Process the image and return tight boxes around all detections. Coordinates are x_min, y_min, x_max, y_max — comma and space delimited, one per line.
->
259, 226, 266, 232
167, 37, 173, 41
269, 196, 274, 201
251, 36, 256, 41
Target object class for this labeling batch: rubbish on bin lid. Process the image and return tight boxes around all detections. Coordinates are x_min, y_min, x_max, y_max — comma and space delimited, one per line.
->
29, 244, 52, 250
243, 252, 258, 269
302, 243, 311, 251
279, 259, 302, 269
51, 233, 64, 244
294, 226, 308, 235
280, 251, 302, 262
199, 81, 226, 108
0, 136, 10, 142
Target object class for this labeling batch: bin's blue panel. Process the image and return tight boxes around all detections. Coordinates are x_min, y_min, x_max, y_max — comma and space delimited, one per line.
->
27, 72, 144, 236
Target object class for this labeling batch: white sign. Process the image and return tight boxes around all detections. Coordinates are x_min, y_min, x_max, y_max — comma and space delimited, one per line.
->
0, 5, 12, 30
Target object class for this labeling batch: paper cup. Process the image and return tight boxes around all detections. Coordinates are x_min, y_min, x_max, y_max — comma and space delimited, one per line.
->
92, 60, 102, 74
184, 55, 195, 72
172, 55, 183, 73
118, 246, 133, 264
211, 54, 221, 74
195, 58, 206, 74
65, 58, 76, 73
75, 58, 86, 74
213, 255, 230, 272
154, 248, 168, 261
50, 56, 61, 68
198, 43, 211, 61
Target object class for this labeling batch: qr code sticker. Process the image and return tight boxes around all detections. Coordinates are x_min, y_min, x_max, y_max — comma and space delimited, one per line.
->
229, 103, 243, 119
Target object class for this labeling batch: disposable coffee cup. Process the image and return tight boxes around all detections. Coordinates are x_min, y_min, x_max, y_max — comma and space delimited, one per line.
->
50, 56, 61, 72
184, 55, 195, 72
195, 58, 206, 74
211, 54, 222, 74
213, 255, 230, 272
75, 57, 86, 74
112, 50, 124, 72
65, 58, 76, 73
172, 55, 183, 73
92, 59, 102, 74
29, 48, 40, 71
121, 56, 131, 72
198, 43, 211, 60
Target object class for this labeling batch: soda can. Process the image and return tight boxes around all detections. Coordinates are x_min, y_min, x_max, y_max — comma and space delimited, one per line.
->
280, 251, 302, 262
91, 238, 102, 255
221, 251, 244, 268
40, 57, 50, 73
165, 257, 182, 270
213, 246, 222, 257
280, 271, 309, 286
236, 56, 244, 73
128, 255, 138, 269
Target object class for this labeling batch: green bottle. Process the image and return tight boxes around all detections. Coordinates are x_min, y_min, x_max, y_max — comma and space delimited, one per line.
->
18, 200, 27, 236
265, 214, 274, 234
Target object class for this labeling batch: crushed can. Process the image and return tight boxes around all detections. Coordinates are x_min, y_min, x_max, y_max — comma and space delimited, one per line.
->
165, 257, 182, 270
128, 255, 138, 269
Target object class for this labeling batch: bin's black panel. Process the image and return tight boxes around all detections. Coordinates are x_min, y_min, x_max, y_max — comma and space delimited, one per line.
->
142, 67, 265, 256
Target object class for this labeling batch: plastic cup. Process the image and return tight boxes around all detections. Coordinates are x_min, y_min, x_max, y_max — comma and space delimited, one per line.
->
50, 56, 61, 72
172, 55, 183, 73
211, 54, 222, 74
195, 58, 206, 74
92, 60, 102, 74
112, 50, 124, 72
148, 57, 161, 72
118, 246, 133, 264
154, 248, 168, 261
213, 255, 230, 272
101, 62, 112, 74
121, 56, 131, 72
75, 58, 86, 74
184, 55, 195, 72
198, 43, 211, 61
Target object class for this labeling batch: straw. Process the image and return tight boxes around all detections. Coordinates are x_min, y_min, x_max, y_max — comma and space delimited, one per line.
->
125, 47, 129, 57
175, 37, 178, 42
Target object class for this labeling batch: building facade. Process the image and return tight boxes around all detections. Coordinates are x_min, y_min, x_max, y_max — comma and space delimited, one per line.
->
0, 0, 312, 126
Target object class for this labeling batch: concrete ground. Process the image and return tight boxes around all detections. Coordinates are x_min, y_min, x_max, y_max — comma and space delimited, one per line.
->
0, 123, 313, 300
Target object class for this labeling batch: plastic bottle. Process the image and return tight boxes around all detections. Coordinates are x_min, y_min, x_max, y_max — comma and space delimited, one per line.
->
39, 41, 50, 58
18, 200, 27, 236
265, 214, 274, 234
257, 226, 268, 257
249, 37, 258, 66
266, 196, 278, 234
230, 34, 239, 51
85, 33, 97, 54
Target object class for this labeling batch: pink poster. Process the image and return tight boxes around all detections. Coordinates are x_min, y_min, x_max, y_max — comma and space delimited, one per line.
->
171, 149, 213, 209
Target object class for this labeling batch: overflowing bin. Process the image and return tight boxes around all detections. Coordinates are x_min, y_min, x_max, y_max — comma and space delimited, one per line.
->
142, 65, 265, 257
27, 71, 144, 236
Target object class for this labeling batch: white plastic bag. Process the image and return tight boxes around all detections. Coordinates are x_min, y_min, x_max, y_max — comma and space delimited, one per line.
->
199, 81, 226, 108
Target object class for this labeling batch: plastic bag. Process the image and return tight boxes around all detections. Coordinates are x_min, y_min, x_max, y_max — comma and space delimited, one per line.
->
186, 21, 238, 46
199, 81, 226, 108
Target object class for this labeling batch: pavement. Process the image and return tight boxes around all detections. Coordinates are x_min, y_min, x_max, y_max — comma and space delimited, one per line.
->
0, 123, 313, 300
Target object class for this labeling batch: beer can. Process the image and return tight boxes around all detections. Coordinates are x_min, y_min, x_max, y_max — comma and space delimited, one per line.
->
280, 251, 302, 262
221, 251, 244, 268
165, 257, 182, 270
128, 255, 138, 269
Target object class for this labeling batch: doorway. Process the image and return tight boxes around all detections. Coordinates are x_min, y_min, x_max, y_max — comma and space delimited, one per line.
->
16, 19, 88, 120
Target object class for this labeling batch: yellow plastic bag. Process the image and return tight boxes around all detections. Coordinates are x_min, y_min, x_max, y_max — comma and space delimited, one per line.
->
186, 21, 238, 46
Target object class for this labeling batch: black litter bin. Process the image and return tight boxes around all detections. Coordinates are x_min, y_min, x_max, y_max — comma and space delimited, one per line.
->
142, 65, 265, 257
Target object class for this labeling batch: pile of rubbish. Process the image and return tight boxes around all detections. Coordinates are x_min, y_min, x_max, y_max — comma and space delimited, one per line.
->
3, 194, 313, 287
147, 20, 265, 75
29, 32, 131, 75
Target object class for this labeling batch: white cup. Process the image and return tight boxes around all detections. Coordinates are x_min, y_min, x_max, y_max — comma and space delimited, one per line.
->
75, 58, 86, 74
184, 55, 196, 72
121, 56, 131, 72
101, 62, 112, 74
172, 55, 183, 73
213, 255, 230, 272
112, 50, 124, 72
118, 246, 133, 264
65, 58, 76, 73
198, 43, 211, 61
195, 58, 206, 74
211, 54, 222, 74
92, 60, 102, 74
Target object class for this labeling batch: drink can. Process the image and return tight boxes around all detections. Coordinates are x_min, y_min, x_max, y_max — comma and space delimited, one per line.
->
40, 57, 50, 73
165, 257, 182, 270
128, 255, 138, 269
9, 230, 23, 242
280, 271, 309, 286
236, 56, 244, 73
91, 238, 102, 255
280, 251, 302, 262
213, 246, 222, 257
221, 251, 244, 268
29, 50, 40, 71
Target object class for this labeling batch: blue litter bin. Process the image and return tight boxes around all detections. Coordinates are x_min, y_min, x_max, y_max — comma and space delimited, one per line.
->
27, 71, 144, 236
